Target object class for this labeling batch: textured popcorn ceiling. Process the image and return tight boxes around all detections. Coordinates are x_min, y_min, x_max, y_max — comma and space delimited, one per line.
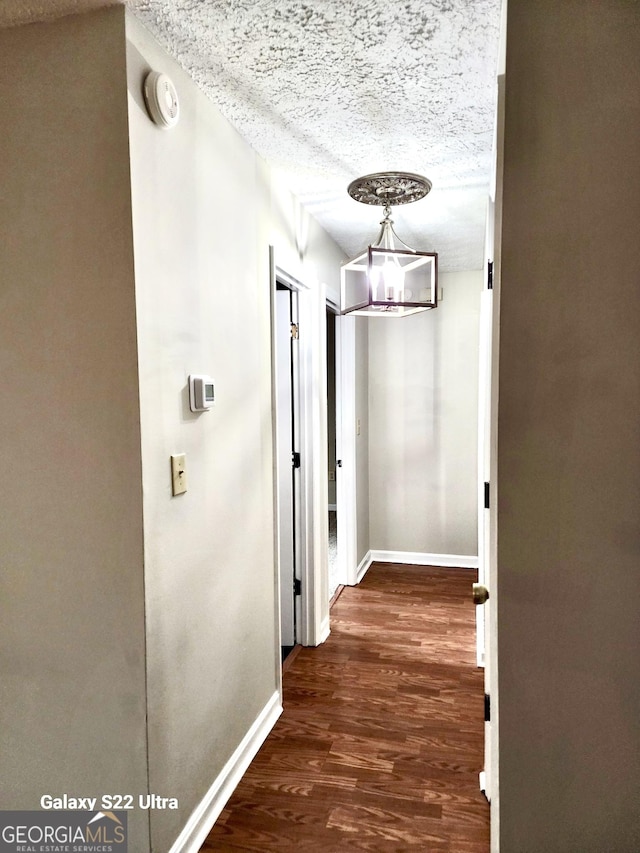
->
0, 0, 502, 269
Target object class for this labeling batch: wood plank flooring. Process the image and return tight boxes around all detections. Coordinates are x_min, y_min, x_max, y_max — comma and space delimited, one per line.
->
200, 563, 489, 852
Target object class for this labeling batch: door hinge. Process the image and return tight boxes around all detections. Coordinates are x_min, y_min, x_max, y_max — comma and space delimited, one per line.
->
290, 322, 299, 340
484, 693, 491, 722
292, 451, 301, 469
294, 577, 302, 596
484, 481, 490, 509
487, 260, 494, 290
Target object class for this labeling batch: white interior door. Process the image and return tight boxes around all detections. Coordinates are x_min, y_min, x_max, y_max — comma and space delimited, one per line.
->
275, 288, 296, 648
477, 280, 494, 801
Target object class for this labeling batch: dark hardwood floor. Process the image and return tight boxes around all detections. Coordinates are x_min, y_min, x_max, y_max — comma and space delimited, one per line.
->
200, 563, 489, 851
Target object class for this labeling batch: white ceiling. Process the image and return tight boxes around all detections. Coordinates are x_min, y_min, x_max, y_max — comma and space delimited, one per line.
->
1, 0, 502, 270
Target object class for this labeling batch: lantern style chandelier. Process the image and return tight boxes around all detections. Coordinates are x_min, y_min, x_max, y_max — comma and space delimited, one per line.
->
340, 171, 438, 317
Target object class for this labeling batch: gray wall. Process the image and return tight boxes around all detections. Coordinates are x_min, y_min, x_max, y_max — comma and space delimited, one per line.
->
498, 1, 640, 849
0, 8, 149, 847
368, 271, 481, 556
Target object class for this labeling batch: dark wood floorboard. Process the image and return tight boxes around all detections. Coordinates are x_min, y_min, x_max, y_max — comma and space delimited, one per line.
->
200, 563, 489, 852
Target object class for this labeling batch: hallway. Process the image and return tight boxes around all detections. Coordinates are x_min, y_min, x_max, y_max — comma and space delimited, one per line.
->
201, 563, 489, 851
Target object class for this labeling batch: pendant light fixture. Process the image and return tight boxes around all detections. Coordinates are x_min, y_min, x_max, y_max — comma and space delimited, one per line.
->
340, 172, 438, 317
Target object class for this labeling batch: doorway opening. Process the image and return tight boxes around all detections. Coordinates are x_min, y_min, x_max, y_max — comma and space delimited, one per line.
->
270, 247, 349, 672
326, 306, 339, 601
274, 281, 301, 662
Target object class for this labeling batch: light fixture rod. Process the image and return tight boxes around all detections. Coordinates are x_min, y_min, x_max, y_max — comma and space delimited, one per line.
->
372, 208, 418, 254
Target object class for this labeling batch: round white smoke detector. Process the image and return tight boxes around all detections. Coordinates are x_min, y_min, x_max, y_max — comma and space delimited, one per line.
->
143, 71, 179, 129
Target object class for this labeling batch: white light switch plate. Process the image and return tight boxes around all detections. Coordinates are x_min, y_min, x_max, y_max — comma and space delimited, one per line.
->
171, 454, 187, 495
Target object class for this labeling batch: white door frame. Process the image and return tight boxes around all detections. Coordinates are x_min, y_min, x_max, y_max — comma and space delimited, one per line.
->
478, 263, 495, 806
269, 248, 330, 661
477, 283, 493, 669
481, 60, 506, 840
486, 74, 505, 852
324, 301, 342, 594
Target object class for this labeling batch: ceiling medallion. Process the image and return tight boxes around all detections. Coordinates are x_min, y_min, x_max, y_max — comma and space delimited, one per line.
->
347, 171, 432, 207
341, 171, 437, 318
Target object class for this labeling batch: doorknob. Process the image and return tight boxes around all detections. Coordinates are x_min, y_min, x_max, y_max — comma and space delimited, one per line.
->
472, 583, 489, 605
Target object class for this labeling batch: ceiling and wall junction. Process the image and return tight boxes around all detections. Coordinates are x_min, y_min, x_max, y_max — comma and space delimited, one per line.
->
0, 0, 502, 270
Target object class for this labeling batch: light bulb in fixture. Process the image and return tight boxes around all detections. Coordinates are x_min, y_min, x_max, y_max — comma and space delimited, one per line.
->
381, 258, 405, 300
370, 258, 405, 300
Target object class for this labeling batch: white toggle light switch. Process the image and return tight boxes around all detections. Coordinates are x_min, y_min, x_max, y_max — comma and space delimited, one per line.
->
171, 454, 187, 495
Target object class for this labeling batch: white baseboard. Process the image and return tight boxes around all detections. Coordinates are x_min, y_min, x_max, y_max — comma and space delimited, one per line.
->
318, 614, 331, 644
369, 550, 479, 569
168, 691, 282, 853
479, 770, 490, 802
356, 550, 373, 583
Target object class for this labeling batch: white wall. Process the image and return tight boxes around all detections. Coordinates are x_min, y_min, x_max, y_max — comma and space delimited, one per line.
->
270, 181, 346, 297
368, 271, 482, 557
498, 1, 640, 848
126, 11, 344, 850
126, 17, 276, 850
0, 8, 149, 848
